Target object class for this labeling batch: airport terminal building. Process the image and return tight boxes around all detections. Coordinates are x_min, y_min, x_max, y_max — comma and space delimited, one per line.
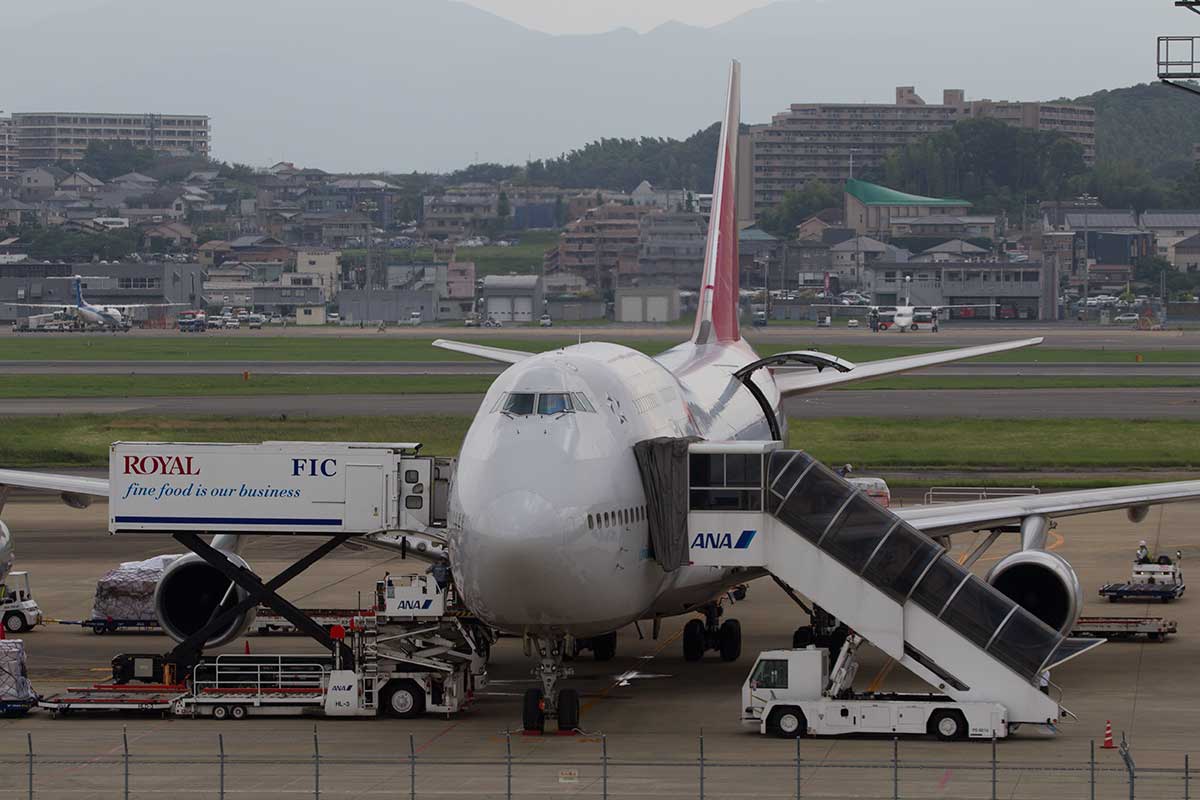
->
861, 260, 1057, 320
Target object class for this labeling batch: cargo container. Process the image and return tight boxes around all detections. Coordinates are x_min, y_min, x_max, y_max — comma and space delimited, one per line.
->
108, 442, 451, 535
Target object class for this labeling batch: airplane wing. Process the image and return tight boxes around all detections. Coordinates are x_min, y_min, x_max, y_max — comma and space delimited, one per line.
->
773, 337, 1042, 396
0, 469, 108, 509
896, 481, 1200, 536
929, 304, 998, 310
110, 303, 188, 310
432, 339, 535, 364
0, 303, 72, 309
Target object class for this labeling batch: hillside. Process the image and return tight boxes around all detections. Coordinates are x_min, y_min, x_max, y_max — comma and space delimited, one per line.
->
1072, 82, 1200, 173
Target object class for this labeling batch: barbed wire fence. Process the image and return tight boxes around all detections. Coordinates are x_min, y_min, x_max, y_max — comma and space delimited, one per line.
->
0, 728, 1193, 799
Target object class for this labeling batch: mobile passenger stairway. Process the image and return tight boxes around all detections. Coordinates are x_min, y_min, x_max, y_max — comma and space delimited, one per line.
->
636, 439, 1102, 729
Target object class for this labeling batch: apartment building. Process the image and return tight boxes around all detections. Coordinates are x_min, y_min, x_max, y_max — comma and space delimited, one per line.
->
10, 112, 210, 169
552, 203, 647, 290
743, 87, 1095, 219
961, 98, 1095, 163
0, 118, 16, 180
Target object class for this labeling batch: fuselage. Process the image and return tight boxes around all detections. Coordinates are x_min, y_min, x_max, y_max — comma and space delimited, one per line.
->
448, 338, 781, 638
77, 303, 125, 328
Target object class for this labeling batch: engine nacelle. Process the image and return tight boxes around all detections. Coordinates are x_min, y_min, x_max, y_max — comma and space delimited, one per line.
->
986, 549, 1082, 635
153, 552, 256, 646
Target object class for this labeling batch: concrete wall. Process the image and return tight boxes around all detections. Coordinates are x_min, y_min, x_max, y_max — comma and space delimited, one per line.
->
337, 288, 437, 323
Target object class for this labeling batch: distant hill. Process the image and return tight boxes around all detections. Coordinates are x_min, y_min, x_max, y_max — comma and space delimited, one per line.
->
1072, 82, 1200, 174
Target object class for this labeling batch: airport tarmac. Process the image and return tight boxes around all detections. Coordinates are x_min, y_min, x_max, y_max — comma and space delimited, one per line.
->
1, 386, 1196, 419
3, 321, 1200, 349
2, 360, 1197, 377
0, 496, 1197, 798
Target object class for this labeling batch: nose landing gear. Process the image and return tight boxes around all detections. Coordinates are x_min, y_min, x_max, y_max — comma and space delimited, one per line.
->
522, 635, 579, 733
682, 602, 742, 662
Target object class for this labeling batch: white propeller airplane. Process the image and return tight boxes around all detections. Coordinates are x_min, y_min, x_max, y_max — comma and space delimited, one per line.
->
4, 275, 186, 331
822, 278, 995, 332
1, 63, 1198, 733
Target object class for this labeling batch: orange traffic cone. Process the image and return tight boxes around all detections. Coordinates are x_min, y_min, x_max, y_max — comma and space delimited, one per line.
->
244, 640, 251, 655
1103, 720, 1115, 749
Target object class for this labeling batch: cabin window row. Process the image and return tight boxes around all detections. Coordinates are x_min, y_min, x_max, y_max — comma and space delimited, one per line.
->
587, 505, 647, 530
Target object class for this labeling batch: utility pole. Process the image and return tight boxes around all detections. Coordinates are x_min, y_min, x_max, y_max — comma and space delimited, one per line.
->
1076, 193, 1098, 321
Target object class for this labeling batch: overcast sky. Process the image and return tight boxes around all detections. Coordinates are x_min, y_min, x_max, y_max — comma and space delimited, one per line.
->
2, 0, 1187, 170
460, 0, 775, 34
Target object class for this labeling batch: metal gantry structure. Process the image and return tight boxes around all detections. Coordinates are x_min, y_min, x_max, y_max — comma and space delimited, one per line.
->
1158, 1, 1200, 95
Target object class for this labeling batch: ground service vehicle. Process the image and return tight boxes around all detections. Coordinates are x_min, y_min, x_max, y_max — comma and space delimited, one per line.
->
1100, 555, 1185, 602
0, 572, 41, 633
540, 314, 553, 327
742, 636, 1008, 740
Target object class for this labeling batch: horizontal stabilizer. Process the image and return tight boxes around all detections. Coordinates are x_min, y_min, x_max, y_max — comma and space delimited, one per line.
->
774, 337, 1043, 396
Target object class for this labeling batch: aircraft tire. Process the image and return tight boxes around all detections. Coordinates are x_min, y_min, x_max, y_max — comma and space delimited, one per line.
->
522, 688, 545, 733
592, 631, 617, 662
682, 619, 706, 661
718, 619, 742, 662
557, 689, 580, 731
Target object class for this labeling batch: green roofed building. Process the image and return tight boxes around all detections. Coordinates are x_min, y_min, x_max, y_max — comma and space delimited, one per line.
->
844, 178, 972, 238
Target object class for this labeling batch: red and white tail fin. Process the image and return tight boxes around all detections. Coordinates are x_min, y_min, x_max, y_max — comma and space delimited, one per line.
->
692, 60, 741, 345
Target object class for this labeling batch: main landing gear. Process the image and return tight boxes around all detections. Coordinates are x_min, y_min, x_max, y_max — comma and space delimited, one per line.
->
682, 602, 742, 662
522, 635, 580, 734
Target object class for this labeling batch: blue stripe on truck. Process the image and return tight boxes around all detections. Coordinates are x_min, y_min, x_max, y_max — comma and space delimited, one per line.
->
113, 516, 342, 526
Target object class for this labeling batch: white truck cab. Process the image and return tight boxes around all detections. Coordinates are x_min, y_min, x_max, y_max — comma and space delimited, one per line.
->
1, 572, 42, 633
742, 637, 1008, 741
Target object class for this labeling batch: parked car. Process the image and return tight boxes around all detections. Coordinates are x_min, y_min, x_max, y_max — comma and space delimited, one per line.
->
224, 318, 240, 329
483, 317, 503, 328
464, 316, 479, 328
207, 317, 225, 329
1113, 313, 1140, 323
328, 312, 340, 324
247, 315, 264, 329
270, 314, 282, 325
847, 318, 860, 328
539, 314, 553, 328
817, 315, 831, 328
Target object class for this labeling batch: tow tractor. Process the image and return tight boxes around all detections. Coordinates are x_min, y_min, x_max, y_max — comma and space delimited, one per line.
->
1, 572, 42, 634
39, 573, 490, 719
743, 635, 1009, 740
1099, 552, 1185, 603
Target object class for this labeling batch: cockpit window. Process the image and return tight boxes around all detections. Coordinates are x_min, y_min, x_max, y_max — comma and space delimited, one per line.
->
537, 393, 573, 415
572, 393, 596, 412
502, 393, 536, 415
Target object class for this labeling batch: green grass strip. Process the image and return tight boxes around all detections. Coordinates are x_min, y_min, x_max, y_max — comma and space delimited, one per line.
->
4, 415, 1199, 471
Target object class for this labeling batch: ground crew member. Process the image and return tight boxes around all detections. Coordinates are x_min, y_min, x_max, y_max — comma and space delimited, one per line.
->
931, 313, 939, 333
1136, 541, 1151, 564
1039, 669, 1050, 694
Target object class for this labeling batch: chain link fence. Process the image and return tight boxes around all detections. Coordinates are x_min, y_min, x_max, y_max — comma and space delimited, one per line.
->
0, 729, 1193, 799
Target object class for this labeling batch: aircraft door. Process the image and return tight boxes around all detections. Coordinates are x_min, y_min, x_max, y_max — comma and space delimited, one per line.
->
399, 458, 432, 530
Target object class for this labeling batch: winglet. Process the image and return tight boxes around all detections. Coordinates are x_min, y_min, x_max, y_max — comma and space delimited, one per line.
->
692, 61, 741, 345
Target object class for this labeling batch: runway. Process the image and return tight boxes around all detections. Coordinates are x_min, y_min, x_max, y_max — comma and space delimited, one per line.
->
3, 387, 1198, 418
2, 359, 1198, 376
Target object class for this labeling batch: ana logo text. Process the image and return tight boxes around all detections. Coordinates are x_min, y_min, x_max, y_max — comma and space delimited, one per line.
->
690, 530, 757, 550
123, 455, 199, 476
331, 684, 354, 692
394, 599, 434, 610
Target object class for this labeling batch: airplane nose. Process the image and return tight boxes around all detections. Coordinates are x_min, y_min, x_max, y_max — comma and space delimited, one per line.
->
455, 487, 577, 629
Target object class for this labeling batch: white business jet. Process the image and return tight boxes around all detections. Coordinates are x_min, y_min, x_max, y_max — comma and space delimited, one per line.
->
1, 63, 1199, 733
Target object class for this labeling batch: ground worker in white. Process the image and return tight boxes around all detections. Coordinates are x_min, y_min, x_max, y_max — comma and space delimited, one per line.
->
1136, 540, 1151, 564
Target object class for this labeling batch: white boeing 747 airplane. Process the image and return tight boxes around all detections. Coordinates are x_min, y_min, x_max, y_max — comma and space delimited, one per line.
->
2, 63, 1199, 732
4, 275, 185, 331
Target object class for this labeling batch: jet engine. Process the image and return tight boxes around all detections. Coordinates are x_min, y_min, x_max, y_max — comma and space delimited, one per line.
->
153, 552, 255, 646
986, 549, 1082, 634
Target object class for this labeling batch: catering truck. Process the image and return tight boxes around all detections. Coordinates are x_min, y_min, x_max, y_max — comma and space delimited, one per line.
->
108, 441, 452, 536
